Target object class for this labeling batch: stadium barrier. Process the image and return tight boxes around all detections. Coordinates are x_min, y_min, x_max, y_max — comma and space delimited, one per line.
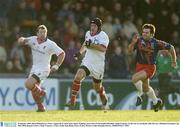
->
0, 78, 180, 110
0, 78, 59, 110
59, 79, 180, 110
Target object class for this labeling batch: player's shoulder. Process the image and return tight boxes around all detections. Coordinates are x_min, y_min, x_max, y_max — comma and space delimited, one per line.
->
99, 31, 107, 35
99, 31, 109, 38
28, 36, 37, 40
46, 38, 60, 47
99, 31, 108, 37
152, 38, 158, 41
47, 38, 55, 43
85, 31, 90, 36
152, 38, 164, 43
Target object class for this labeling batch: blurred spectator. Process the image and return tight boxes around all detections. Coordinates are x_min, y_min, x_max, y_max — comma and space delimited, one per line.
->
156, 50, 180, 105
170, 30, 180, 47
63, 15, 78, 46
156, 6, 173, 40
39, 14, 53, 35
11, 1, 38, 27
0, 0, 179, 79
98, 6, 109, 20
57, 3, 74, 20
135, 18, 144, 33
73, 2, 84, 24
0, 39, 7, 72
107, 39, 120, 55
122, 19, 138, 41
52, 29, 64, 49
108, 46, 129, 79
102, 15, 114, 40
89, 6, 98, 19
124, 6, 135, 22
40, 1, 54, 22
5, 25, 22, 54
0, 0, 9, 31
5, 60, 14, 73
80, 17, 90, 33
170, 12, 180, 33
64, 40, 79, 73
10, 42, 26, 66
112, 2, 123, 21
13, 55, 24, 73
65, 15, 78, 37
112, 18, 123, 38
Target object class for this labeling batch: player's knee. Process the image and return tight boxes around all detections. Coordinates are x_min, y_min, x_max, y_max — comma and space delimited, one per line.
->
74, 69, 86, 81
143, 85, 149, 92
25, 79, 33, 90
143, 88, 149, 93
94, 86, 101, 92
74, 75, 83, 82
132, 75, 138, 83
93, 83, 101, 92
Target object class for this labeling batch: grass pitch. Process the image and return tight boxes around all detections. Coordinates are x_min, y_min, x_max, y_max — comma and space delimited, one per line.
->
0, 110, 180, 122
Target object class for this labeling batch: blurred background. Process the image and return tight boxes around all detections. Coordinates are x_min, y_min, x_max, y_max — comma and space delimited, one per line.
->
0, 0, 180, 78
0, 0, 180, 110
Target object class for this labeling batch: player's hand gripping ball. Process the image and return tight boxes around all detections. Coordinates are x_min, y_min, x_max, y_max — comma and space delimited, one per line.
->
51, 64, 59, 72
85, 39, 92, 47
74, 52, 81, 60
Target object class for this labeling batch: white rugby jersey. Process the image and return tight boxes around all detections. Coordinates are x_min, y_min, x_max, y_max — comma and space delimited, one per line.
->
82, 31, 109, 71
25, 36, 64, 72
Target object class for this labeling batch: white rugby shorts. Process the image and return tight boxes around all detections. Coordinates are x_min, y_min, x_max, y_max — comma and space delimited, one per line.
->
81, 62, 104, 80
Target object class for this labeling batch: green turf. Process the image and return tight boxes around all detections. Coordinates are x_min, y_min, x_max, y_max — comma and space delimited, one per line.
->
0, 110, 180, 122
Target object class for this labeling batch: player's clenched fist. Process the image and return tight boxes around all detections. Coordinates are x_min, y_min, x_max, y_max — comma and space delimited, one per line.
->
85, 39, 92, 47
171, 61, 177, 69
74, 52, 81, 60
131, 33, 139, 44
50, 64, 60, 72
18, 37, 30, 45
18, 37, 24, 43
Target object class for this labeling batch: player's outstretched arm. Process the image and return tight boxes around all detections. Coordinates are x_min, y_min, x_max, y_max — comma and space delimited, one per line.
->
74, 41, 87, 60
89, 43, 107, 52
17, 37, 29, 45
128, 34, 139, 54
84, 39, 107, 52
51, 52, 65, 73
168, 45, 177, 68
79, 42, 87, 54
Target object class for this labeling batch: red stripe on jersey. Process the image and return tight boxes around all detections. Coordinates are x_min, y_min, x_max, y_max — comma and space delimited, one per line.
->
37, 37, 46, 44
100, 44, 107, 48
57, 52, 64, 56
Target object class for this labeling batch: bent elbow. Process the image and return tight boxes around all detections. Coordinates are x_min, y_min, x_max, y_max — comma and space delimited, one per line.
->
170, 45, 175, 50
61, 52, 66, 59
58, 52, 65, 59
100, 47, 107, 52
100, 45, 107, 52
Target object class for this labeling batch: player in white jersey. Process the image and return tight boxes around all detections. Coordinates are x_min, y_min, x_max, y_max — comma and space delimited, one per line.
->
18, 25, 65, 112
66, 18, 110, 110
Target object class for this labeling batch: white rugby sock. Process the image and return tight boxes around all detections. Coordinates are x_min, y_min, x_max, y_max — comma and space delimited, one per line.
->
134, 80, 143, 96
146, 86, 158, 104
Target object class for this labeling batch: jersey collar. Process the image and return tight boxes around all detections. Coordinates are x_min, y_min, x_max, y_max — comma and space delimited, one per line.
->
37, 37, 47, 44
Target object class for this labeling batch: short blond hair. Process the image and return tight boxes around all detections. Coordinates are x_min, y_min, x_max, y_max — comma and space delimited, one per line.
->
37, 25, 47, 32
142, 24, 156, 35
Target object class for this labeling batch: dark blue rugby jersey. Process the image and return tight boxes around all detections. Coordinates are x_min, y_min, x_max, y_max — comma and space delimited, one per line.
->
134, 37, 171, 64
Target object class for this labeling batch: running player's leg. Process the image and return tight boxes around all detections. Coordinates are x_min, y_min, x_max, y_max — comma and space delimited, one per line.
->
66, 66, 88, 106
92, 78, 109, 110
143, 78, 158, 104
25, 74, 46, 111
143, 78, 162, 112
132, 70, 147, 106
25, 74, 46, 97
31, 89, 46, 112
